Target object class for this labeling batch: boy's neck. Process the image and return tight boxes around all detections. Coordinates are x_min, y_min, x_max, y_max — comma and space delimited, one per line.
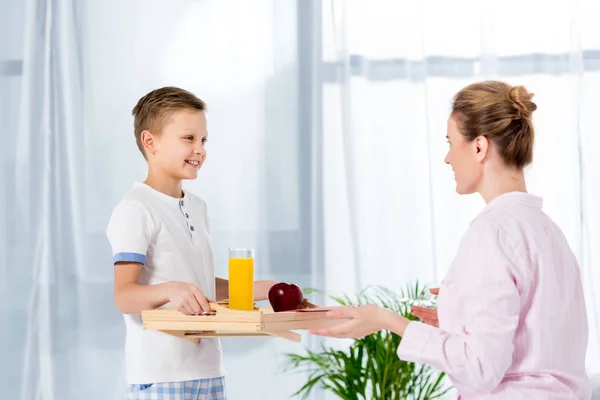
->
144, 171, 184, 199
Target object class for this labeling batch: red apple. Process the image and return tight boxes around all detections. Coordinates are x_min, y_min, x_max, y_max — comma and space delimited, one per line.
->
268, 282, 304, 312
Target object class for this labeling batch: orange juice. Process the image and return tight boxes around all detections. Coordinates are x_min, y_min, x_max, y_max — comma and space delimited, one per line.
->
228, 257, 254, 310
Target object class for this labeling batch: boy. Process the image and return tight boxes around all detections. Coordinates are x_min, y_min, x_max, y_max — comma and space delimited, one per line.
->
106, 87, 278, 399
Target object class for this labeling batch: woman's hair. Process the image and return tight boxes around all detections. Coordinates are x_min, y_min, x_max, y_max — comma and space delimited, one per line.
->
452, 81, 537, 169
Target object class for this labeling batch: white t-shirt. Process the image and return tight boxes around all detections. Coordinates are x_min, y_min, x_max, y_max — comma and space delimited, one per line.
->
106, 182, 225, 384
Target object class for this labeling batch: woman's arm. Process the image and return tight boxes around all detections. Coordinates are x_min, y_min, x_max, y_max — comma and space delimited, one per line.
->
312, 227, 521, 393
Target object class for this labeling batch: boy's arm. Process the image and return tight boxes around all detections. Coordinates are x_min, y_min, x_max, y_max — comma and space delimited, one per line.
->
114, 262, 168, 314
215, 278, 229, 302
214, 278, 278, 302
115, 262, 211, 315
254, 280, 277, 301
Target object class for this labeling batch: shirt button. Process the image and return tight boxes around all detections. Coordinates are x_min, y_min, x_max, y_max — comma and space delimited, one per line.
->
190, 226, 195, 231
180, 200, 184, 206
185, 213, 189, 218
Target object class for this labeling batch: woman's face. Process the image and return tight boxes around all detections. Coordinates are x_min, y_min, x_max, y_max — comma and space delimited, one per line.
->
444, 114, 486, 195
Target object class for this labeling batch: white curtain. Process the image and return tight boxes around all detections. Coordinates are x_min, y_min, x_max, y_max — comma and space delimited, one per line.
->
321, 0, 600, 377
2, 0, 319, 399
2, 0, 599, 399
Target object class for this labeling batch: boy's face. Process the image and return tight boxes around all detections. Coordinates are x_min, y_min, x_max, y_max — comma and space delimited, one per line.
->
147, 109, 208, 181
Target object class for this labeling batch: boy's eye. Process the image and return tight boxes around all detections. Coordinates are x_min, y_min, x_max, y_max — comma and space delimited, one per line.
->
184, 136, 193, 140
201, 138, 208, 144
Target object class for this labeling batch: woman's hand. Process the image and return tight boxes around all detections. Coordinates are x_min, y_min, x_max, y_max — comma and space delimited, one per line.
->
309, 304, 410, 338
411, 288, 439, 327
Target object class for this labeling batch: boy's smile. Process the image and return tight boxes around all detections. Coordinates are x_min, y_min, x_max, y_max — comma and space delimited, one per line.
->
185, 159, 201, 168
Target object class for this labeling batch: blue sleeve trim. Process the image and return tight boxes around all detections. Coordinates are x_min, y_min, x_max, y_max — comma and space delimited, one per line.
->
113, 252, 146, 264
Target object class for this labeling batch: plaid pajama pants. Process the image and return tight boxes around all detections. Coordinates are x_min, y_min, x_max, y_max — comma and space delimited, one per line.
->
128, 377, 226, 400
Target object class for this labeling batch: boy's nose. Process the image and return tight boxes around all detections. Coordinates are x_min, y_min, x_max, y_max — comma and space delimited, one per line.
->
195, 145, 206, 156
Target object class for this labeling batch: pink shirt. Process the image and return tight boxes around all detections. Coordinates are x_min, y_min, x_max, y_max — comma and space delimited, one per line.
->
397, 192, 591, 399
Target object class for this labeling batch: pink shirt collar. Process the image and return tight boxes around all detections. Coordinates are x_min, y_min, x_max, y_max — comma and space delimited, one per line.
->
474, 191, 543, 222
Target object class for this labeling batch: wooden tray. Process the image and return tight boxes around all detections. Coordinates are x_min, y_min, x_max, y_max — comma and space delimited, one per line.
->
142, 302, 347, 343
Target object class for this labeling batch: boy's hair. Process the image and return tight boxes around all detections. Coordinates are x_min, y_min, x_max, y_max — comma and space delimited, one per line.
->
132, 86, 207, 159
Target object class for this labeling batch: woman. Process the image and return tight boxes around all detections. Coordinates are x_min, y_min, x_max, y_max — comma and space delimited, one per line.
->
310, 81, 591, 399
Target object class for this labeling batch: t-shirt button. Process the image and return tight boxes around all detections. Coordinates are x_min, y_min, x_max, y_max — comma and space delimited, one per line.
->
190, 226, 195, 231
180, 200, 184, 206
185, 213, 189, 218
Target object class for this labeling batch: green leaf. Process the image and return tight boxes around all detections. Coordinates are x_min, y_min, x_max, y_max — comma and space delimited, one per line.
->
285, 281, 452, 399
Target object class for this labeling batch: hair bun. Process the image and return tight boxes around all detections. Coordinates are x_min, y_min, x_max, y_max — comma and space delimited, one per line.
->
508, 86, 537, 120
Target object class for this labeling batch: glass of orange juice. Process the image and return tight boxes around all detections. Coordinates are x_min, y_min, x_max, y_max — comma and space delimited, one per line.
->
228, 248, 254, 310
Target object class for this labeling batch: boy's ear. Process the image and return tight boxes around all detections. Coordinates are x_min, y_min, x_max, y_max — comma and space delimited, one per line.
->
141, 130, 156, 155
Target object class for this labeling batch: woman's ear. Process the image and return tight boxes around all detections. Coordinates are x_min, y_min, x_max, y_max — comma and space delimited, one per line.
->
474, 135, 489, 161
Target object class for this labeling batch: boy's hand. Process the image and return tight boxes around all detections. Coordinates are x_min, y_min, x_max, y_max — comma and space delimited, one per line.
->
164, 281, 212, 315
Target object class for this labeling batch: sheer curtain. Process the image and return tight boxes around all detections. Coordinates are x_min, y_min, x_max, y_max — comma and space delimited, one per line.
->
1, 0, 320, 399
321, 0, 600, 375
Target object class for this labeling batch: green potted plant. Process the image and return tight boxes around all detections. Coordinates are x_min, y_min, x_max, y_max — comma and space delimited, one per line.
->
285, 283, 451, 400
